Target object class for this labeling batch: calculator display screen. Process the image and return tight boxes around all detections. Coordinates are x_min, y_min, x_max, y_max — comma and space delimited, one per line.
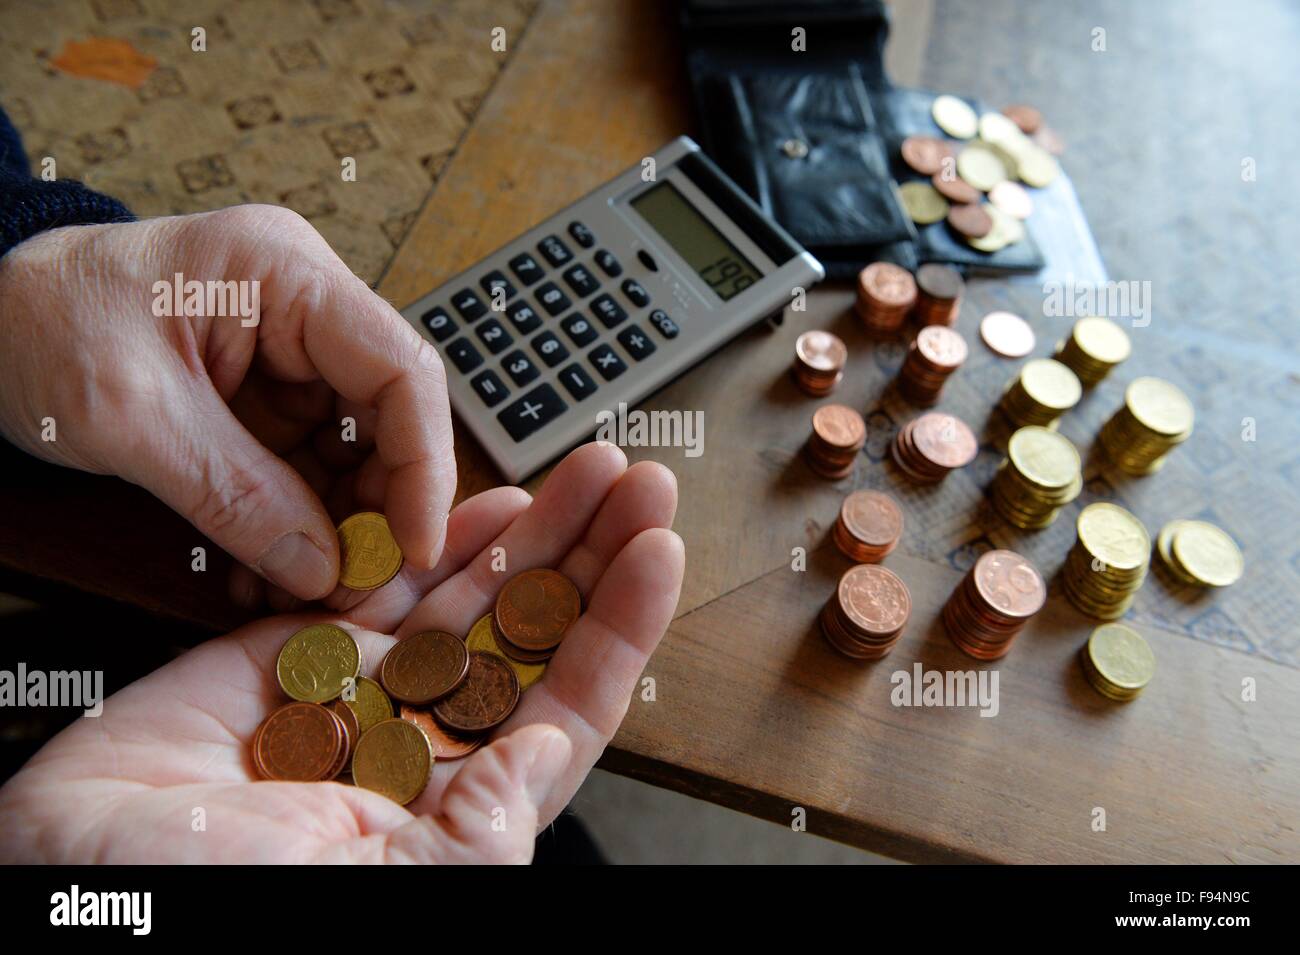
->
630, 182, 762, 301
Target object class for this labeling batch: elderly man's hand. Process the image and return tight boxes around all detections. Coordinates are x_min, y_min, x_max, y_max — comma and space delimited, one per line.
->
0, 207, 455, 603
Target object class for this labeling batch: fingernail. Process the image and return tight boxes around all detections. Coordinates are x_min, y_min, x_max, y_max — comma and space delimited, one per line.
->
524, 728, 572, 805
259, 532, 334, 599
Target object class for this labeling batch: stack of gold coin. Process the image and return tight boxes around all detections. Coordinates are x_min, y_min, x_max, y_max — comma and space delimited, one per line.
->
820, 564, 911, 660
1053, 316, 1131, 386
855, 262, 917, 337
890, 411, 978, 484
1079, 623, 1155, 701
998, 358, 1082, 429
1155, 519, 1244, 588
1063, 503, 1151, 620
913, 263, 964, 326
791, 330, 847, 396
805, 404, 867, 479
1098, 377, 1194, 475
833, 490, 903, 563
897, 325, 967, 406
987, 426, 1082, 529
942, 549, 1046, 660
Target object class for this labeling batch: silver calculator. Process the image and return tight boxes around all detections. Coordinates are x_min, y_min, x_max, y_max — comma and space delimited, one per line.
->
400, 136, 824, 482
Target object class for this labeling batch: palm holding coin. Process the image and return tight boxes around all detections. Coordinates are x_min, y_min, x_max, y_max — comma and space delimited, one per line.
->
0, 443, 684, 863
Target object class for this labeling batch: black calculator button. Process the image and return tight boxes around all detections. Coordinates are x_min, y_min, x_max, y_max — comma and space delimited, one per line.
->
445, 338, 483, 373
560, 314, 599, 347
531, 330, 569, 367
479, 270, 516, 305
470, 370, 509, 407
590, 293, 627, 329
451, 288, 487, 321
567, 221, 595, 249
621, 278, 651, 309
593, 249, 622, 277
501, 350, 540, 387
421, 306, 457, 342
535, 281, 572, 316
558, 363, 599, 401
562, 263, 600, 298
509, 252, 545, 286
537, 235, 573, 268
589, 344, 628, 381
505, 299, 542, 335
617, 325, 656, 361
498, 384, 567, 443
649, 308, 680, 339
474, 318, 513, 355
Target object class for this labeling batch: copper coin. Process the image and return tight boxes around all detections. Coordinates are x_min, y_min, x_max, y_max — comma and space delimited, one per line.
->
400, 704, 483, 760
979, 310, 1036, 358
321, 706, 352, 780
432, 651, 521, 733
494, 569, 581, 652
946, 203, 993, 239
989, 180, 1034, 220
331, 699, 361, 764
915, 263, 963, 301
254, 702, 343, 782
1032, 124, 1065, 156
913, 413, 977, 470
840, 490, 903, 548
916, 325, 968, 371
860, 262, 917, 308
900, 135, 953, 176
1001, 104, 1042, 135
380, 630, 470, 704
795, 330, 847, 372
932, 172, 981, 205
837, 564, 911, 637
812, 404, 866, 450
973, 550, 1046, 619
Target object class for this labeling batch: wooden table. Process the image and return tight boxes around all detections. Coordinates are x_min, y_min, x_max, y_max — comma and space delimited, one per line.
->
3, 0, 1297, 863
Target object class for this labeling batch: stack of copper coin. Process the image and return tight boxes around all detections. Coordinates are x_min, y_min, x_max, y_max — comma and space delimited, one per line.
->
890, 411, 978, 484
855, 262, 917, 337
1098, 376, 1194, 475
897, 325, 968, 406
942, 549, 1046, 660
820, 564, 911, 660
805, 403, 866, 479
791, 329, 847, 396
912, 263, 964, 326
997, 357, 1082, 429
490, 568, 581, 664
833, 490, 903, 563
987, 426, 1083, 529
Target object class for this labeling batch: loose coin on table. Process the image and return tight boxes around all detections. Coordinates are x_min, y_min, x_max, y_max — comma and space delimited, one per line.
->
932, 94, 977, 139
1002, 103, 1042, 134
275, 623, 361, 704
956, 143, 1009, 192
989, 180, 1033, 219
432, 652, 521, 733
979, 310, 1036, 358
1080, 623, 1155, 701
380, 629, 470, 704
946, 202, 993, 240
337, 511, 404, 591
932, 171, 981, 205
901, 135, 954, 175
967, 205, 1025, 252
1161, 520, 1244, 588
899, 181, 949, 225
352, 718, 432, 805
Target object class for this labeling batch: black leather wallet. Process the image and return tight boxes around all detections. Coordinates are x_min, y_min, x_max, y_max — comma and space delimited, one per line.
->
680, 0, 1045, 279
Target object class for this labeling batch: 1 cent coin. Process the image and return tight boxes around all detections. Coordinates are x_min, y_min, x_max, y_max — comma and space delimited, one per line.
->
432, 652, 521, 733
254, 702, 344, 782
400, 705, 483, 761
380, 630, 470, 704
494, 569, 581, 652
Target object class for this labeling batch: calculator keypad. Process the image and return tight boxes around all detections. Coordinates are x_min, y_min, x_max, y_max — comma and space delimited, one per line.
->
562, 263, 600, 298
589, 343, 627, 381
470, 369, 509, 407
617, 325, 656, 361
567, 221, 595, 249
561, 314, 599, 347
446, 338, 484, 373
538, 235, 573, 268
590, 294, 627, 329
475, 318, 513, 354
531, 330, 569, 367
558, 364, 598, 401
535, 281, 571, 316
505, 300, 542, 335
509, 253, 545, 286
422, 306, 457, 342
452, 289, 488, 321
498, 384, 567, 442
479, 271, 516, 304
501, 350, 540, 387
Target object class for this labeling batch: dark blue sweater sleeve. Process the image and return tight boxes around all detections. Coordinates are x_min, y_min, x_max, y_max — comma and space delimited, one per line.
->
1, 105, 134, 257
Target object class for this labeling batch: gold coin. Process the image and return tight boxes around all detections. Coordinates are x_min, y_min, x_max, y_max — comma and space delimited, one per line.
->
1171, 520, 1243, 587
1020, 358, 1082, 412
337, 511, 404, 591
1008, 426, 1079, 489
1155, 519, 1187, 571
352, 718, 432, 806
956, 143, 1009, 192
1085, 623, 1155, 695
345, 675, 394, 734
932, 94, 977, 139
1016, 143, 1059, 187
968, 205, 1024, 252
977, 110, 1024, 147
1126, 377, 1194, 437
276, 624, 361, 704
466, 613, 546, 690
1072, 316, 1131, 365
899, 181, 950, 225
1077, 503, 1150, 572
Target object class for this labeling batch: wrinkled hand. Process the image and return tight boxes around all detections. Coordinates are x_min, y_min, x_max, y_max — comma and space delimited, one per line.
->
0, 444, 683, 863
0, 207, 455, 603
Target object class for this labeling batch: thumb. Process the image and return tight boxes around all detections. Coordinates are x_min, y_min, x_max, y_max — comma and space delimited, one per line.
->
124, 384, 340, 600
385, 724, 572, 865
